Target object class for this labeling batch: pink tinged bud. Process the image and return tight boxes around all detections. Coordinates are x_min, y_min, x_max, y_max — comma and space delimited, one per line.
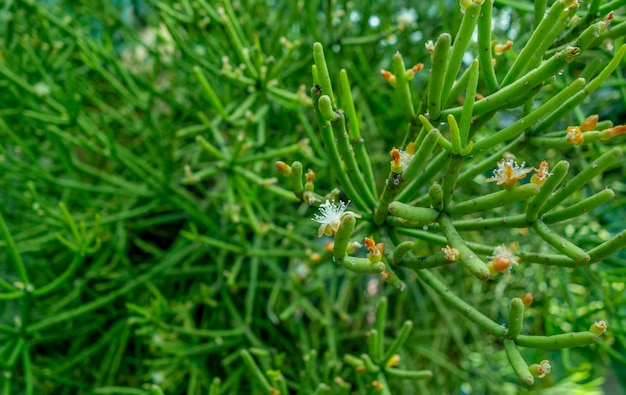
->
589, 320, 607, 336
580, 114, 599, 132
275, 161, 292, 176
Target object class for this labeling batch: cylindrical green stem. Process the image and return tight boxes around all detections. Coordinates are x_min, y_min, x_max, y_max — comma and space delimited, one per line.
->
333, 214, 356, 265
503, 339, 534, 386
388, 202, 440, 224
526, 161, 569, 221
428, 33, 451, 120
459, 59, 479, 147
515, 331, 600, 349
383, 320, 413, 363
313, 42, 336, 108
441, 3, 481, 106
416, 269, 506, 337
392, 52, 416, 121
542, 147, 622, 212
439, 214, 490, 280
342, 256, 385, 274
532, 220, 590, 264
508, 298, 525, 339
501, 0, 567, 86
447, 183, 539, 217
542, 189, 615, 224
478, 0, 498, 92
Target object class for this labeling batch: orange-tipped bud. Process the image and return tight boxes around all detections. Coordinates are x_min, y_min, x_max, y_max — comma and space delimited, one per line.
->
372, 380, 384, 390
275, 161, 291, 176
601, 125, 626, 141
494, 40, 513, 55
405, 63, 424, 80
522, 292, 533, 307
530, 161, 551, 186
381, 69, 396, 86
365, 237, 382, 263
391, 148, 403, 173
580, 114, 599, 132
304, 169, 316, 191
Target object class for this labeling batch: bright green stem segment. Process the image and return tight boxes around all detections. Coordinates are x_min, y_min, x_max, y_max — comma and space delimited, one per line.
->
392, 241, 415, 264
441, 2, 481, 106
392, 52, 416, 121
472, 78, 586, 152
317, 95, 337, 121
416, 269, 506, 337
532, 44, 626, 135
542, 147, 622, 213
503, 339, 534, 387
543, 189, 615, 224
501, 0, 566, 86
515, 331, 600, 349
339, 70, 360, 138
477, 1, 498, 92
331, 112, 378, 209
311, 87, 368, 211
290, 161, 304, 199
383, 320, 413, 363
429, 182, 444, 212
374, 170, 405, 225
439, 214, 490, 280
459, 59, 479, 146
526, 160, 569, 222
313, 42, 336, 109
339, 69, 377, 195
441, 155, 464, 208
446, 46, 580, 120
508, 298, 525, 339
342, 256, 385, 274
333, 214, 356, 265
397, 128, 441, 201
588, 229, 626, 264
532, 220, 590, 264
388, 202, 440, 224
447, 183, 539, 217
428, 33, 451, 120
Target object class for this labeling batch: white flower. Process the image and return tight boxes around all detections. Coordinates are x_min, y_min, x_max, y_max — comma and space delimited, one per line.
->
33, 82, 51, 97
484, 159, 533, 187
312, 200, 357, 237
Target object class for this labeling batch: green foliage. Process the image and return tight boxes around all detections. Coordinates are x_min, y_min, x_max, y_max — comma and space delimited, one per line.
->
0, 0, 624, 394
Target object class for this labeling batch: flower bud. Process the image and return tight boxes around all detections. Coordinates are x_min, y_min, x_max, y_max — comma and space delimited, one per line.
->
580, 114, 599, 132
589, 320, 607, 336
529, 360, 551, 379
522, 293, 533, 307
275, 161, 292, 176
